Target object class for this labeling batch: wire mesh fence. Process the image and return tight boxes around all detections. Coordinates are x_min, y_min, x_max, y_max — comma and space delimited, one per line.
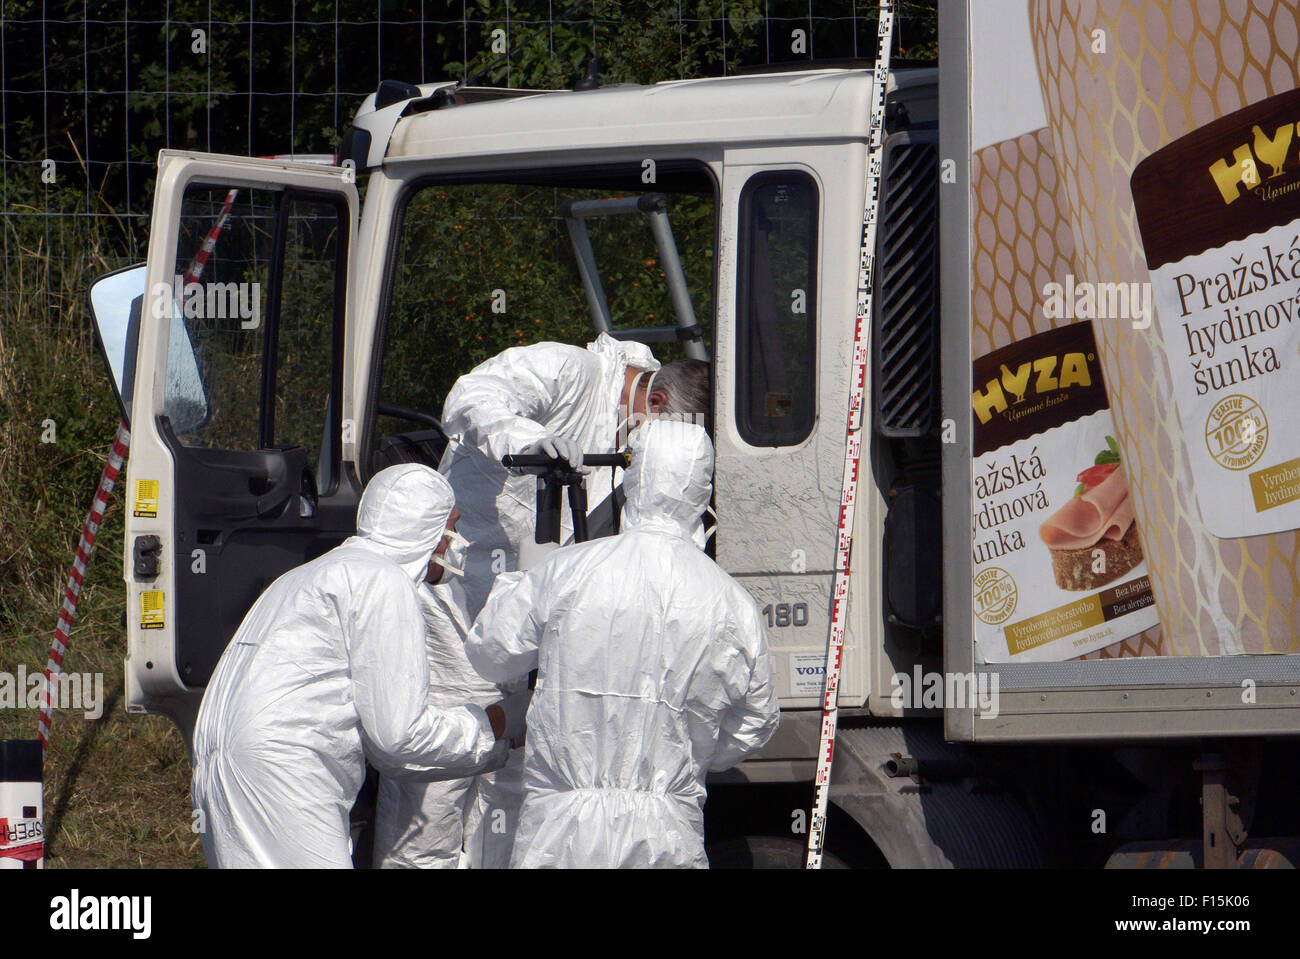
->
0, 1, 935, 326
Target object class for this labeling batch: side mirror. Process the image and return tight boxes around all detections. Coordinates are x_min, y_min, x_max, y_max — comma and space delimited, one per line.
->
89, 265, 208, 434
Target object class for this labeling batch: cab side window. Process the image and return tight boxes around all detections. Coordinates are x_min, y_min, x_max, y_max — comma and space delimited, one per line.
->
735, 172, 818, 447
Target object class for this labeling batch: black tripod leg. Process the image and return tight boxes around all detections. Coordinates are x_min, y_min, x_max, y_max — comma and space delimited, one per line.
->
536, 477, 562, 543
568, 482, 589, 543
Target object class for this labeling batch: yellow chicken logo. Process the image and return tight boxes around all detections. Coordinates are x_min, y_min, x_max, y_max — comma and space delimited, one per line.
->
1209, 121, 1297, 204
1252, 124, 1293, 178
971, 353, 1093, 425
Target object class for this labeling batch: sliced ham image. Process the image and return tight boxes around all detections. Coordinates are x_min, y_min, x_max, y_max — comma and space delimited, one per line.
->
1101, 497, 1134, 542
1039, 464, 1134, 551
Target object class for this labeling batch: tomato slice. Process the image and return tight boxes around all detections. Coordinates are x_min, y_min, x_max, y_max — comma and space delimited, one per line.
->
1076, 461, 1119, 490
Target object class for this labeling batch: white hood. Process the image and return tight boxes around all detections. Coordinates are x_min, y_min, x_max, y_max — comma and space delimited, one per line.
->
586, 332, 661, 420
355, 464, 456, 581
585, 331, 661, 377
622, 419, 713, 540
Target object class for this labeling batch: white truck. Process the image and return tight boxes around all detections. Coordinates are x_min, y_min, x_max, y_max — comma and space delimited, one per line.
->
88, 2, 1300, 868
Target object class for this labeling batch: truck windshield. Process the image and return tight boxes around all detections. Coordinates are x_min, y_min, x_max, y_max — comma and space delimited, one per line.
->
373, 167, 716, 468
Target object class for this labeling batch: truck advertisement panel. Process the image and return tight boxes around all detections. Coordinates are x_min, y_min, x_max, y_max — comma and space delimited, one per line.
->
968, 0, 1300, 666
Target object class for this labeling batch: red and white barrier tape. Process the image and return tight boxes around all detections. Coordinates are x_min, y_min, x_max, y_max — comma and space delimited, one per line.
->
184, 188, 239, 285
0, 817, 43, 863
0, 843, 43, 862
38, 189, 237, 750
806, 0, 894, 869
38, 421, 130, 748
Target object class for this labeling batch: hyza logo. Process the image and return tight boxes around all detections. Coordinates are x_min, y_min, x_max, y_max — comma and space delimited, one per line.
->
0, 667, 103, 719
891, 666, 1000, 718
150, 275, 261, 329
1210, 120, 1300, 204
49, 890, 151, 940
971, 347, 1094, 425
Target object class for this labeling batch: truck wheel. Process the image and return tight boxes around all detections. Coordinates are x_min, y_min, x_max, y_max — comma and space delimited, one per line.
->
707, 835, 850, 869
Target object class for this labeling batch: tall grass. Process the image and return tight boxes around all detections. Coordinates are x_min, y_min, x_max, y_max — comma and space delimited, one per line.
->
0, 183, 202, 868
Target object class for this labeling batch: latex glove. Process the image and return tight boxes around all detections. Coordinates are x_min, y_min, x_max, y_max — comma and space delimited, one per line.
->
526, 434, 589, 473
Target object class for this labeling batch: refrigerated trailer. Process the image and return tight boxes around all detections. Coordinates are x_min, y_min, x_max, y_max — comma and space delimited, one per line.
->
89, 1, 1300, 868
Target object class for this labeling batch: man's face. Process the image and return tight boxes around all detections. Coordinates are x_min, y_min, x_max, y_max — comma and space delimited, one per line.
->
425, 506, 461, 584
620, 367, 666, 442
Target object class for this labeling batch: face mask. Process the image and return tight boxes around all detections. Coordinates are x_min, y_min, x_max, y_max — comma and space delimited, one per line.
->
616, 369, 657, 449
436, 529, 471, 579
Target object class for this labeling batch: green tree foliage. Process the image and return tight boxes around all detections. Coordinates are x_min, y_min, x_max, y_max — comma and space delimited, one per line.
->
2, 2, 935, 217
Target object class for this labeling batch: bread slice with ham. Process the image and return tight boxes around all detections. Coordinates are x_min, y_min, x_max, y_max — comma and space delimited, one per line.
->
1039, 463, 1143, 590
1040, 466, 1131, 550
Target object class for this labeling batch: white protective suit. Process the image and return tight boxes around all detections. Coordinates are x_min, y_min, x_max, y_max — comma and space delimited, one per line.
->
438, 332, 660, 617
465, 420, 781, 868
371, 578, 502, 868
438, 333, 659, 866
192, 464, 508, 869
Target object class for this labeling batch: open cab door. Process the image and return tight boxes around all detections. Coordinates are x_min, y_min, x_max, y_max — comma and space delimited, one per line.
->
92, 151, 360, 740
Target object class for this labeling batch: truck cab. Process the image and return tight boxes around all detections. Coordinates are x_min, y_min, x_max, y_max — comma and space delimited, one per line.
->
94, 65, 941, 742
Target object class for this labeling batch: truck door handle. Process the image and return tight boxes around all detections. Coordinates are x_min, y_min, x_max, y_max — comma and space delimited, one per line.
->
134, 535, 162, 580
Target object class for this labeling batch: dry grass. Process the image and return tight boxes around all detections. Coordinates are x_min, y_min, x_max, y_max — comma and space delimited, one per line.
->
0, 197, 204, 868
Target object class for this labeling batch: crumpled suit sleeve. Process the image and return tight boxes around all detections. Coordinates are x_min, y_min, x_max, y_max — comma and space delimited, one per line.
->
464, 568, 547, 684
709, 598, 781, 771
441, 344, 595, 464
348, 570, 506, 782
